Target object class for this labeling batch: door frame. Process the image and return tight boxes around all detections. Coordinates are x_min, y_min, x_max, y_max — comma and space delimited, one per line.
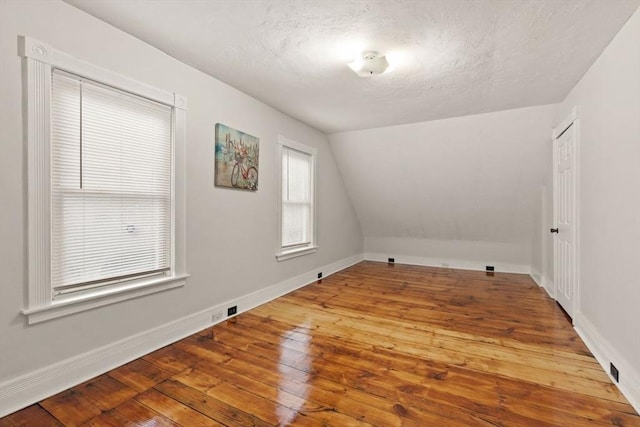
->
551, 106, 580, 321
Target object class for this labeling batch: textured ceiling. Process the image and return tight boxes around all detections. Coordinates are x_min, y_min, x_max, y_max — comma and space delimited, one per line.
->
64, 0, 639, 133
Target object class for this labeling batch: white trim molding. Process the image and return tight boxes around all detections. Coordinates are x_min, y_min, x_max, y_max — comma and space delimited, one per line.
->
22, 275, 189, 325
19, 36, 176, 106
276, 246, 318, 261
531, 272, 556, 300
0, 254, 364, 418
19, 35, 188, 323
23, 38, 53, 309
552, 106, 579, 140
529, 269, 543, 287
275, 135, 318, 261
542, 276, 555, 300
574, 313, 640, 414
364, 253, 531, 275
530, 273, 557, 305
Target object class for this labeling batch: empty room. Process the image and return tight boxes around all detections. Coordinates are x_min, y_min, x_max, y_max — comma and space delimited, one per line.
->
1, 0, 639, 425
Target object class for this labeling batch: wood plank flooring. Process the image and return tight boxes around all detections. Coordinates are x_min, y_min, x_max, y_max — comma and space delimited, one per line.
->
2, 261, 639, 426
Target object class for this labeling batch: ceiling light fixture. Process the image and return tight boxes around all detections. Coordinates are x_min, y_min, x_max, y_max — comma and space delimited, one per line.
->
348, 51, 390, 77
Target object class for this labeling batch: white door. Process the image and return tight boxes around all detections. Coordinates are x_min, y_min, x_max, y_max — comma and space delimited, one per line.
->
552, 122, 578, 319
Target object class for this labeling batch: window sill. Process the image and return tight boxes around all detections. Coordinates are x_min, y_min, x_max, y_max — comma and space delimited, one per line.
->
276, 246, 318, 262
21, 274, 189, 325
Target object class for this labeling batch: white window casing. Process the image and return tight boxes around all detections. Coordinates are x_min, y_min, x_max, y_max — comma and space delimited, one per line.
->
19, 36, 188, 324
276, 135, 317, 261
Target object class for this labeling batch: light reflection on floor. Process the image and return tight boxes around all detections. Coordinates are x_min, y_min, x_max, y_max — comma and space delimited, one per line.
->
277, 322, 312, 426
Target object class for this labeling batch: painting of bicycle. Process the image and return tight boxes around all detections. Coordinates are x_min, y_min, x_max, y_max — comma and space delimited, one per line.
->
214, 123, 260, 190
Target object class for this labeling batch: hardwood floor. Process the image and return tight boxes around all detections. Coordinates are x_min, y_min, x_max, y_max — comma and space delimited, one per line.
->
2, 261, 639, 426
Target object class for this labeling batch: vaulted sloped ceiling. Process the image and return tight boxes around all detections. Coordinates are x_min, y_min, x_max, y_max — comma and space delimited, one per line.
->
63, 0, 639, 268
328, 104, 558, 267
64, 0, 639, 133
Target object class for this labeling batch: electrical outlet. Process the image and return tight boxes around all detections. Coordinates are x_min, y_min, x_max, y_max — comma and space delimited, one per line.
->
610, 362, 619, 383
227, 305, 237, 316
317, 272, 322, 279
388, 257, 395, 263
486, 266, 495, 272
212, 311, 223, 322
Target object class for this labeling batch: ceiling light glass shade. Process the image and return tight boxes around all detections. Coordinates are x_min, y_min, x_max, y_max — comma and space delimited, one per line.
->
348, 51, 389, 77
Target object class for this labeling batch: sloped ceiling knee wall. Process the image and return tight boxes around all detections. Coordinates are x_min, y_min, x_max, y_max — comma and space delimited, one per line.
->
329, 104, 557, 272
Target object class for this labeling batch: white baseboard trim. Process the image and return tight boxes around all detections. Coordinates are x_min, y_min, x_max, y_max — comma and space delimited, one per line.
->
530, 269, 543, 287
0, 253, 364, 418
364, 252, 531, 275
529, 271, 556, 301
574, 312, 640, 415
542, 276, 555, 299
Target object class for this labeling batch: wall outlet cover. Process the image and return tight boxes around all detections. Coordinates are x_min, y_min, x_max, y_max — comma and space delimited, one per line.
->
610, 362, 619, 383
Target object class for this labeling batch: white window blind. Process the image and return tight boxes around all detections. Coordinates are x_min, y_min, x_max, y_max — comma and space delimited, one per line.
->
51, 69, 173, 295
281, 146, 312, 248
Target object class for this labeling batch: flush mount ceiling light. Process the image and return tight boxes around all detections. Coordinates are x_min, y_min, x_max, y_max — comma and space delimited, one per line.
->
348, 51, 390, 77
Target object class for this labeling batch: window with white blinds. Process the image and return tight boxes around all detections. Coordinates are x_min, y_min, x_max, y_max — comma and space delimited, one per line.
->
277, 137, 317, 260
51, 70, 173, 295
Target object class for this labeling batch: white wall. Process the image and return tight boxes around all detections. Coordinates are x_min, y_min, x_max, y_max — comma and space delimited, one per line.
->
329, 105, 557, 273
0, 0, 362, 408
2, 0, 638, 416
556, 7, 640, 409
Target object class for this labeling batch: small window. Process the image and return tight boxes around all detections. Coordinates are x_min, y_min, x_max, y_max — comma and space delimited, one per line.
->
276, 136, 317, 261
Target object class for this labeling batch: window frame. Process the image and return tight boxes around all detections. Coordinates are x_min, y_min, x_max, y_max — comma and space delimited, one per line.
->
276, 135, 318, 261
19, 36, 188, 324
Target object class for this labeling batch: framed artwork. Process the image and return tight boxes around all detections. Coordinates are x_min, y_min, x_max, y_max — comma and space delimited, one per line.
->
214, 123, 259, 190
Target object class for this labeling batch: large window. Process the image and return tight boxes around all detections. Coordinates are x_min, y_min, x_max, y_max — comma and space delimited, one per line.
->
51, 70, 172, 295
20, 36, 188, 323
277, 136, 317, 261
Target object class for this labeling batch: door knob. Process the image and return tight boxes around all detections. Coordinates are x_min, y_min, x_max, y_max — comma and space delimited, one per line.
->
550, 228, 559, 233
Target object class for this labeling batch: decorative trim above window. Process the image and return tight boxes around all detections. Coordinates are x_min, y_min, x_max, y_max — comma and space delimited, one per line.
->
19, 36, 188, 324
